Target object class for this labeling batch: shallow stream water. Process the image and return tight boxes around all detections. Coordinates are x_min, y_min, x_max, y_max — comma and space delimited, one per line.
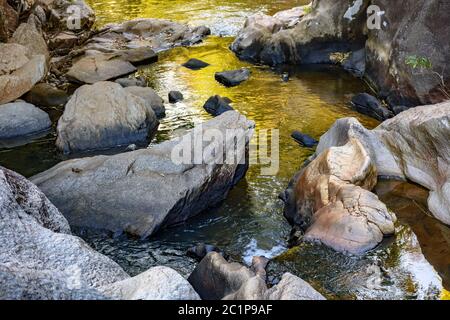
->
1, 0, 449, 300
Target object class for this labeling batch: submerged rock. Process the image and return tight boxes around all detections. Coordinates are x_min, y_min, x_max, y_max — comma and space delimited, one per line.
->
188, 252, 325, 300
203, 95, 234, 116
351, 93, 393, 122
182, 58, 210, 70
33, 111, 254, 238
187, 244, 223, 261
168, 90, 184, 103
215, 68, 250, 87
24, 83, 69, 107
291, 131, 318, 148
100, 266, 200, 300
124, 86, 166, 118
0, 101, 51, 139
56, 81, 159, 154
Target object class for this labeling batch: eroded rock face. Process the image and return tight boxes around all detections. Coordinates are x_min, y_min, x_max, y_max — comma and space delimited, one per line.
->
100, 267, 200, 300
188, 252, 325, 300
0, 101, 51, 139
56, 81, 159, 154
0, 43, 47, 104
231, 0, 369, 66
33, 111, 254, 238
283, 138, 396, 254
0, 166, 129, 299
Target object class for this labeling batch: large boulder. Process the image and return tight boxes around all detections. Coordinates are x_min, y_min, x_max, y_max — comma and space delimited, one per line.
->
188, 252, 325, 300
10, 22, 49, 60
43, 0, 95, 32
56, 81, 159, 154
231, 0, 369, 65
0, 166, 129, 299
33, 111, 254, 238
124, 86, 166, 118
0, 101, 51, 139
296, 101, 450, 227
0, 44, 47, 105
232, 0, 450, 107
100, 267, 200, 300
0, 0, 18, 41
282, 138, 397, 254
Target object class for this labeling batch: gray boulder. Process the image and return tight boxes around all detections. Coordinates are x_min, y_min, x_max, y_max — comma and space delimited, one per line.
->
10, 22, 49, 60
215, 69, 250, 87
44, 0, 96, 32
0, 101, 51, 139
100, 266, 200, 300
115, 77, 147, 88
188, 252, 325, 300
351, 93, 393, 121
56, 81, 159, 154
24, 83, 69, 108
33, 111, 254, 238
124, 86, 166, 118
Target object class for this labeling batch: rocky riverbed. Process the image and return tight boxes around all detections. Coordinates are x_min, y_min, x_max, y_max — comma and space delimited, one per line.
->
1, 0, 449, 300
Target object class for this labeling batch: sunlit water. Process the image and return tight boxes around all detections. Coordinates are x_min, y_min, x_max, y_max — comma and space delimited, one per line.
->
0, 0, 449, 299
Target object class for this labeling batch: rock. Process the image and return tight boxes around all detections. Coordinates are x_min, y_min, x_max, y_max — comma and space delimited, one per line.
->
0, 0, 18, 41
125, 144, 137, 152
392, 105, 409, 115
203, 95, 234, 116
291, 131, 318, 148
45, 0, 96, 32
342, 48, 366, 77
281, 72, 289, 82
215, 68, 250, 87
231, 0, 369, 65
83, 19, 210, 59
168, 90, 184, 103
187, 244, 223, 261
0, 101, 51, 139
117, 47, 158, 65
100, 266, 200, 300
56, 81, 159, 153
272, 6, 307, 28
182, 58, 210, 70
351, 93, 393, 121
265, 273, 326, 300
282, 138, 397, 254
309, 101, 450, 226
124, 86, 166, 118
188, 252, 325, 300
49, 31, 79, 51
365, 0, 450, 106
0, 44, 47, 105
24, 83, 69, 107
66, 53, 137, 84
32, 111, 254, 238
115, 77, 147, 88
0, 166, 129, 299
251, 256, 270, 279
10, 23, 49, 60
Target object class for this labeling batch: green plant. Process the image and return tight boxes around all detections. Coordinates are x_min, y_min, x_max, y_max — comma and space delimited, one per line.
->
405, 55, 449, 99
303, 4, 313, 15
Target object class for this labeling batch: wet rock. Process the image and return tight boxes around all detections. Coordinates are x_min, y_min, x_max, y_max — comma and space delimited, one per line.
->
24, 83, 69, 107
0, 101, 51, 139
168, 91, 184, 103
342, 48, 366, 77
281, 72, 289, 82
391, 105, 410, 116
115, 77, 147, 88
0, 44, 47, 105
283, 138, 397, 255
32, 111, 254, 238
56, 81, 159, 153
187, 244, 223, 261
291, 131, 318, 148
116, 47, 158, 65
124, 86, 166, 118
100, 266, 200, 300
11, 22, 49, 60
84, 19, 210, 57
182, 58, 210, 70
311, 101, 450, 226
251, 256, 270, 279
215, 68, 250, 87
203, 95, 234, 116
351, 93, 393, 122
0, 166, 129, 299
188, 252, 325, 300
66, 52, 137, 84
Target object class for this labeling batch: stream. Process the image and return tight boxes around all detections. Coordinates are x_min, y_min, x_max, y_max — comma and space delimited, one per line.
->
1, 0, 449, 300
